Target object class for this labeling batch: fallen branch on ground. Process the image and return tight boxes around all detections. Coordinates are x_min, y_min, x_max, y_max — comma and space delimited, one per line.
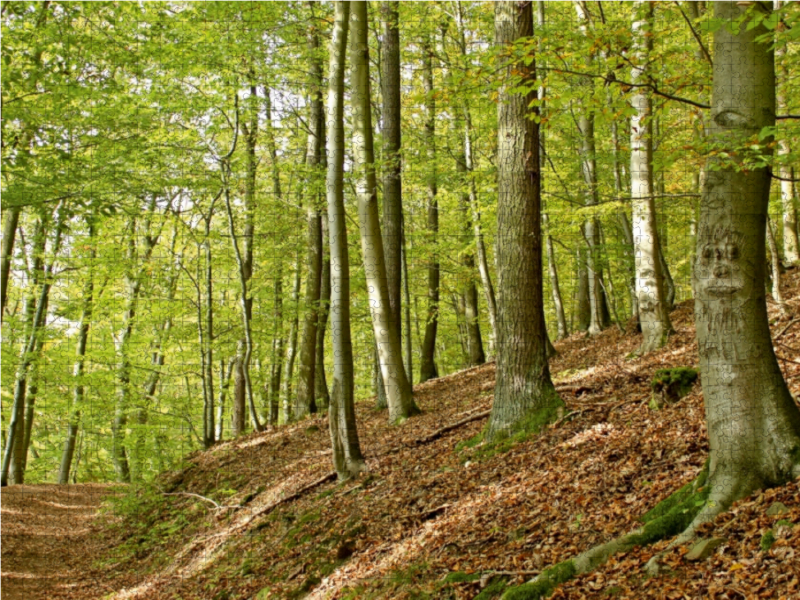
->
162, 491, 238, 511
241, 471, 337, 529
410, 409, 492, 445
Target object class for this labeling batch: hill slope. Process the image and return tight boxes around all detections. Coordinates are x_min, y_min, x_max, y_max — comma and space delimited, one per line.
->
4, 273, 800, 600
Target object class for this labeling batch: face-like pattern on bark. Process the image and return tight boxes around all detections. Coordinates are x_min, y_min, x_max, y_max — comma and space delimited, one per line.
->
695, 225, 753, 361
637, 268, 657, 313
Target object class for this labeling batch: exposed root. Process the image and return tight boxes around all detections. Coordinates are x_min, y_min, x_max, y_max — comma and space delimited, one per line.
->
501, 469, 711, 600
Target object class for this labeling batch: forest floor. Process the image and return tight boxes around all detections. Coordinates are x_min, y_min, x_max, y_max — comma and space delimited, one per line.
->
3, 272, 800, 600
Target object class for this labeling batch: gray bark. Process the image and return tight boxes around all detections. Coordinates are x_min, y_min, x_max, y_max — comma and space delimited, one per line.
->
281, 250, 302, 422
574, 1, 606, 336
630, 0, 672, 354
350, 0, 419, 424
315, 216, 331, 411
328, 1, 365, 480
488, 1, 562, 441
689, 1, 800, 533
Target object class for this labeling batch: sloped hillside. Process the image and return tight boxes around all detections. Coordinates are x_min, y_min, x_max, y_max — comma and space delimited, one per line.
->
18, 273, 800, 600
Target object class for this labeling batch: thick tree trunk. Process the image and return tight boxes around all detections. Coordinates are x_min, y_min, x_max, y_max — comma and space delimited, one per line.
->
350, 0, 419, 424
488, 1, 562, 441
327, 1, 365, 480
630, 0, 672, 354
59, 219, 96, 484
295, 26, 326, 419
419, 35, 440, 384
1, 206, 20, 321
688, 0, 800, 533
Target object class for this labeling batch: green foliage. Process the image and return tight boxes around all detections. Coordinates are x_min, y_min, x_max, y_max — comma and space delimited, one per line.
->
443, 571, 482, 584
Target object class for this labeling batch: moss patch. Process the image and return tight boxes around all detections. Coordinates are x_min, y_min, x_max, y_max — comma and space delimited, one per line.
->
650, 367, 698, 409
501, 560, 576, 600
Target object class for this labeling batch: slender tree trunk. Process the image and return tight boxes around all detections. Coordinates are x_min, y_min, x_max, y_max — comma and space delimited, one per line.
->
327, 1, 365, 480
315, 217, 331, 411
401, 213, 413, 378
296, 19, 326, 419
216, 358, 235, 441
576, 248, 590, 331
775, 1, 799, 266
455, 1, 497, 355
350, 0, 419, 424
544, 215, 568, 340
202, 212, 216, 446
419, 35, 440, 383
687, 1, 800, 535
767, 217, 788, 315
574, 1, 606, 336
265, 89, 286, 426
282, 250, 302, 422
488, 1, 562, 441
59, 218, 96, 484
1, 206, 20, 321
457, 152, 486, 365
630, 0, 672, 354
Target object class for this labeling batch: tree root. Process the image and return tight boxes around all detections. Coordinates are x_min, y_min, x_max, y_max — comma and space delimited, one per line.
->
500, 468, 711, 600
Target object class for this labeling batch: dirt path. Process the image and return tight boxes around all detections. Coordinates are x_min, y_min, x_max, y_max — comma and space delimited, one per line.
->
1, 484, 121, 600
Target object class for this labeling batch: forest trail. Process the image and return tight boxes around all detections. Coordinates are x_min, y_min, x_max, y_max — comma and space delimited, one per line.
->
0, 484, 121, 600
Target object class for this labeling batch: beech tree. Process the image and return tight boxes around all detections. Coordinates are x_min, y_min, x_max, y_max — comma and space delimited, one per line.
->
349, 0, 419, 425
487, 0, 562, 441
327, 0, 364, 480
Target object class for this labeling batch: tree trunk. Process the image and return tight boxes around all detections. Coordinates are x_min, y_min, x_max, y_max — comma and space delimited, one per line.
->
216, 358, 235, 441
419, 35, 440, 384
488, 1, 562, 441
455, 1, 497, 356
775, 1, 799, 267
327, 1, 365, 480
630, 0, 672, 354
59, 218, 96, 484
456, 151, 486, 365
576, 248, 590, 331
281, 250, 302, 422
401, 213, 414, 378
296, 21, 326, 419
544, 215, 568, 340
1, 205, 20, 322
315, 216, 331, 411
688, 0, 800, 533
350, 0, 419, 424
574, 1, 606, 336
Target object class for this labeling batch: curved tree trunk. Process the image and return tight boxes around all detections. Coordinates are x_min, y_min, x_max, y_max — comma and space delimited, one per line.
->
1, 206, 21, 322
350, 0, 419, 424
488, 1, 562, 441
327, 1, 365, 480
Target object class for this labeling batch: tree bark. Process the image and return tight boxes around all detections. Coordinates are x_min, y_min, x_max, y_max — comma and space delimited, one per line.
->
544, 215, 568, 340
1, 206, 20, 322
327, 1, 365, 480
630, 0, 672, 354
350, 0, 419, 424
59, 217, 96, 484
574, 1, 606, 336
455, 1, 497, 356
315, 216, 331, 411
281, 250, 302, 422
295, 16, 326, 419
688, 0, 800, 533
775, 0, 799, 267
488, 1, 562, 441
419, 34, 440, 383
